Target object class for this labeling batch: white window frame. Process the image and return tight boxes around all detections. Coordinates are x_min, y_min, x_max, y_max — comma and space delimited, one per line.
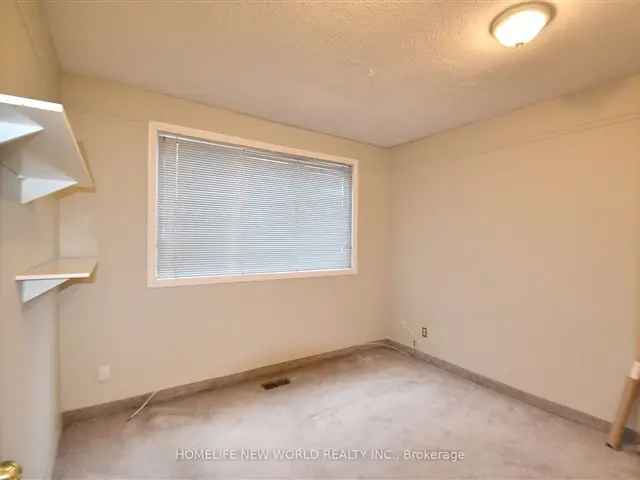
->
147, 121, 359, 288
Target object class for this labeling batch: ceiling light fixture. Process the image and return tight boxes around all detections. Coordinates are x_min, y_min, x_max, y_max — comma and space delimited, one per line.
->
491, 2, 554, 48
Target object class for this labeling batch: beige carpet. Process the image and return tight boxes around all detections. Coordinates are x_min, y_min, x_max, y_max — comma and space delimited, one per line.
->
55, 348, 640, 479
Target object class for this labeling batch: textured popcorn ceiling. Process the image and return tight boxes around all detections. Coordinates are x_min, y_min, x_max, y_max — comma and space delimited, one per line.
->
44, 1, 640, 147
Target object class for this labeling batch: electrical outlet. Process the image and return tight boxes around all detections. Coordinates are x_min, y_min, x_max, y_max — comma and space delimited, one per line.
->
98, 364, 111, 383
421, 327, 428, 338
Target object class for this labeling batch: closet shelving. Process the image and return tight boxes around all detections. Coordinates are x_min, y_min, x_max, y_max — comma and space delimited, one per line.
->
16, 258, 97, 302
1, 93, 97, 302
0, 93, 93, 202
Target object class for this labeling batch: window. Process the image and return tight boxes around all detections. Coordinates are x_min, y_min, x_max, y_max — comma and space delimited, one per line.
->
147, 122, 358, 287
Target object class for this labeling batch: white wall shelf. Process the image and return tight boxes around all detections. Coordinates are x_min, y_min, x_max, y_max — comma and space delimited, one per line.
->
16, 258, 97, 302
0, 93, 93, 203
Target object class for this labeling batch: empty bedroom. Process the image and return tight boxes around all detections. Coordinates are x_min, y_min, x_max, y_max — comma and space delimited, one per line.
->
1, 1, 640, 479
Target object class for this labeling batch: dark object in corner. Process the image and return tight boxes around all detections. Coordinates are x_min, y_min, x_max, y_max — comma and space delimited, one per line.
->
262, 377, 291, 390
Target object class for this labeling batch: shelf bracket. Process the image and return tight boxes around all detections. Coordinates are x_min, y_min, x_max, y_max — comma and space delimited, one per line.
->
20, 278, 67, 302
1, 165, 78, 203
19, 176, 77, 203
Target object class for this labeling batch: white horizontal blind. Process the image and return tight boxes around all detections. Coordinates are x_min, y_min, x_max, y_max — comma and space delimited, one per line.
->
156, 133, 353, 280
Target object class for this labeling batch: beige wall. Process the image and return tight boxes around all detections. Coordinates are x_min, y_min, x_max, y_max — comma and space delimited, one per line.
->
58, 74, 391, 411
0, 0, 62, 478
58, 70, 640, 430
390, 74, 640, 427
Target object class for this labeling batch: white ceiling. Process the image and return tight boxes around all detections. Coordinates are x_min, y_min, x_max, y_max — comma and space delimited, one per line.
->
44, 1, 640, 147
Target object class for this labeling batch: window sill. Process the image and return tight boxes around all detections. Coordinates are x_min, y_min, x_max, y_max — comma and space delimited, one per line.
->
147, 267, 357, 288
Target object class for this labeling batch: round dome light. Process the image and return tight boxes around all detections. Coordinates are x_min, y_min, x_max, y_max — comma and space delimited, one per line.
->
491, 2, 554, 47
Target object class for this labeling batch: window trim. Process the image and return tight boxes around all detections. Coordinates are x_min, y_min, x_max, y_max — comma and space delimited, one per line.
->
147, 121, 359, 288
